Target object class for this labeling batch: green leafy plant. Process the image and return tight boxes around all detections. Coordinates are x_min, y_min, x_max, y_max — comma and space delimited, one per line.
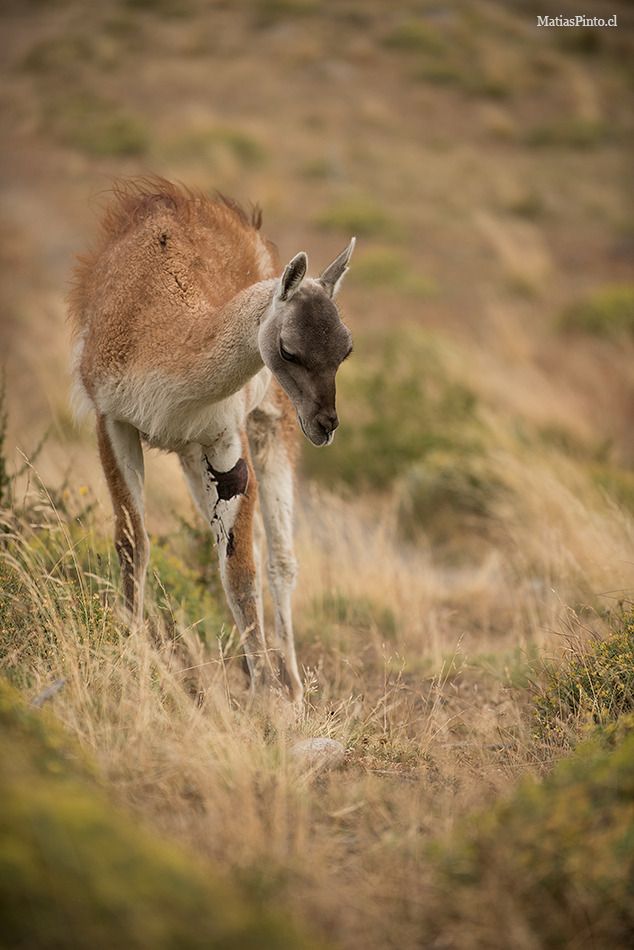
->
561, 285, 634, 339
315, 197, 399, 239
534, 612, 634, 744
426, 721, 634, 947
47, 93, 149, 156
382, 20, 446, 55
352, 248, 437, 297
397, 450, 505, 544
525, 118, 609, 148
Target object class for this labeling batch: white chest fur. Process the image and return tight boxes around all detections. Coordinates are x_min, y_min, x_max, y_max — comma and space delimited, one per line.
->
96, 367, 272, 452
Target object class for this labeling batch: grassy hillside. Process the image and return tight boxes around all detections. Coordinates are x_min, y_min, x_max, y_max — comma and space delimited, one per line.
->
2, 455, 633, 948
1, 0, 633, 947
0, 680, 316, 950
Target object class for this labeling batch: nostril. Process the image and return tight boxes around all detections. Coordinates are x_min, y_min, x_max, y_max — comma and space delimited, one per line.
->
317, 412, 339, 435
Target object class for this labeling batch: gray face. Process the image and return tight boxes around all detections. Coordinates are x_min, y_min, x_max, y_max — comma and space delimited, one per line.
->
258, 242, 355, 446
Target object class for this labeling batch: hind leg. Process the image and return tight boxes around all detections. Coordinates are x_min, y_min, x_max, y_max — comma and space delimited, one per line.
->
96, 414, 149, 629
179, 436, 272, 690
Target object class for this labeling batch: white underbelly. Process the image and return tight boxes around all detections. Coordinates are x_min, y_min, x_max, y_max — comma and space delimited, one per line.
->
96, 367, 272, 452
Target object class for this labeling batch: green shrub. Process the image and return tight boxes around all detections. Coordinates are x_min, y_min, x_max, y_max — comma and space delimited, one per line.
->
415, 63, 465, 87
306, 590, 397, 644
314, 198, 399, 239
556, 27, 604, 56
426, 722, 634, 947
250, 0, 319, 27
382, 20, 446, 55
352, 248, 437, 297
298, 157, 335, 180
505, 190, 545, 219
303, 328, 481, 490
591, 463, 634, 512
469, 644, 540, 689
537, 423, 608, 462
397, 451, 505, 545
0, 517, 120, 690
525, 118, 609, 148
209, 127, 266, 167
166, 126, 266, 168
47, 93, 149, 156
560, 284, 634, 339
149, 535, 228, 639
534, 612, 634, 744
21, 35, 95, 74
0, 489, 226, 677
123, 0, 193, 15
0, 681, 315, 950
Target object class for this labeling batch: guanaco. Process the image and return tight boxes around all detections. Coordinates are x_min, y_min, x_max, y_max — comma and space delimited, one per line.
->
70, 178, 354, 702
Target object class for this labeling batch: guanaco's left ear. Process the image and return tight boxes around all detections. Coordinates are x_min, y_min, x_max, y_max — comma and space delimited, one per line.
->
279, 252, 308, 301
318, 237, 356, 299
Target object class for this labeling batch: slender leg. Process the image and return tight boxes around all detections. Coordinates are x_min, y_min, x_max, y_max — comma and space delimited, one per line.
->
179, 437, 272, 691
247, 410, 303, 703
96, 414, 148, 628
252, 508, 266, 636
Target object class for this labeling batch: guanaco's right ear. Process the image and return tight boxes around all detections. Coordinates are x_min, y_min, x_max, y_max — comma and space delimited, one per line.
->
278, 252, 307, 301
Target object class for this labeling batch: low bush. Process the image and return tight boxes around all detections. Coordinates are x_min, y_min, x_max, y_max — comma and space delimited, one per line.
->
47, 92, 149, 156
0, 681, 314, 950
168, 126, 266, 168
303, 328, 481, 491
21, 35, 96, 75
534, 612, 634, 745
382, 20, 446, 55
314, 197, 399, 239
425, 720, 634, 947
591, 463, 634, 512
352, 248, 437, 297
525, 118, 609, 149
560, 284, 634, 339
305, 590, 397, 645
396, 450, 505, 545
0, 494, 227, 699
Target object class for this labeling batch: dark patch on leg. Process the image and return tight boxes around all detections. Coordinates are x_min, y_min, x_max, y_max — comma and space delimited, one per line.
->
204, 455, 249, 500
226, 530, 236, 558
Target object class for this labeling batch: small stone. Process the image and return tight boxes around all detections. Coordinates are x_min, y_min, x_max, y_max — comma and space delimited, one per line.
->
289, 738, 345, 770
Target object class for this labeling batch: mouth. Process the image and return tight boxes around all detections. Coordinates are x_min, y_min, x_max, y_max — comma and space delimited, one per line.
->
298, 415, 335, 447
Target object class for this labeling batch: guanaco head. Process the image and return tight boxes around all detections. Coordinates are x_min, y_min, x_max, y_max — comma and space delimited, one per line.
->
258, 239, 355, 446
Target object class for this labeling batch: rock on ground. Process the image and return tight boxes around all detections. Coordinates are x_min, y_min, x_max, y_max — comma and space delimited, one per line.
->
289, 738, 345, 770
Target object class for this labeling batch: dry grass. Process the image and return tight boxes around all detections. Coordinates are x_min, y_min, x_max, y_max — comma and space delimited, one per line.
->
2, 443, 632, 946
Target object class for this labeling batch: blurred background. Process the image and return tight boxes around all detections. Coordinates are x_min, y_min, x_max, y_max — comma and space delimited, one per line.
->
1, 3, 634, 947
1, 0, 632, 520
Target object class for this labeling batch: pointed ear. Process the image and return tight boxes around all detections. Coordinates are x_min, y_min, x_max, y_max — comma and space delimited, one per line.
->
318, 237, 356, 298
279, 252, 307, 301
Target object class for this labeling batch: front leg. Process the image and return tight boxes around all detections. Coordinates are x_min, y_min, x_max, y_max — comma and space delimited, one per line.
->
180, 436, 272, 691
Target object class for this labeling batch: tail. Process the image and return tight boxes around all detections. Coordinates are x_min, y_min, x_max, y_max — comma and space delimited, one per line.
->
69, 329, 93, 421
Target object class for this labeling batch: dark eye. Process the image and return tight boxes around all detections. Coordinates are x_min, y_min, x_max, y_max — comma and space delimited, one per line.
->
280, 341, 300, 364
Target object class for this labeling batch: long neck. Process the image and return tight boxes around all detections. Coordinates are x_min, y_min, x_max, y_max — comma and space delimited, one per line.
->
193, 279, 277, 401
